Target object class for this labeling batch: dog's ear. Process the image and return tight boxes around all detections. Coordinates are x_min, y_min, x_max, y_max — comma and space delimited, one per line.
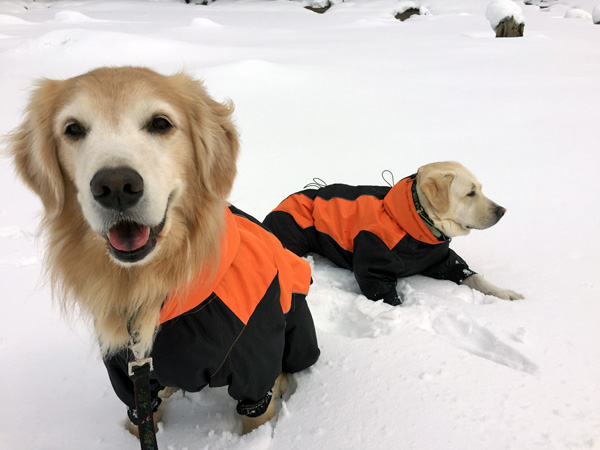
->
419, 171, 455, 214
10, 79, 65, 219
175, 74, 240, 200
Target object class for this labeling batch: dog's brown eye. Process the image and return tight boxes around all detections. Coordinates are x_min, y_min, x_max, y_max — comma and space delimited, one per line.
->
466, 191, 476, 197
147, 116, 173, 134
64, 122, 86, 140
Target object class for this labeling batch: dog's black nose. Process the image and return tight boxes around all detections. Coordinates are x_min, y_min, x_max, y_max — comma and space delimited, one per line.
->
495, 206, 506, 218
90, 167, 144, 210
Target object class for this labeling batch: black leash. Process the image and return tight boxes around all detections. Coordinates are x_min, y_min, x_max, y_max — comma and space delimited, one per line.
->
128, 323, 159, 450
129, 358, 158, 450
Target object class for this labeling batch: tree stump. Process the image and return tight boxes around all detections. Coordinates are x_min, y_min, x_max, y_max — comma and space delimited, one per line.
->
495, 16, 525, 37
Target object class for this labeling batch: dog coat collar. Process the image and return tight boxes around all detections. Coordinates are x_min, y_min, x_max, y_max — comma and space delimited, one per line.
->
382, 175, 448, 244
158, 209, 240, 324
158, 207, 310, 325
409, 174, 434, 227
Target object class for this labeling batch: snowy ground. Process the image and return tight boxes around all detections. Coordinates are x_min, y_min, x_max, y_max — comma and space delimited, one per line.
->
1, 1, 599, 449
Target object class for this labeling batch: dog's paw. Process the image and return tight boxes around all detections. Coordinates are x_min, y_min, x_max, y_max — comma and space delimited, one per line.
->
495, 289, 524, 301
462, 275, 524, 301
125, 404, 163, 438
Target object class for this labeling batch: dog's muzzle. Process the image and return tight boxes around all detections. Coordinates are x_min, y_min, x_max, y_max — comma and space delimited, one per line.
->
90, 166, 165, 263
467, 205, 507, 230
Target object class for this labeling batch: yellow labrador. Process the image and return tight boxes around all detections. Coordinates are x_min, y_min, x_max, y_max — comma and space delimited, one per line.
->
264, 160, 523, 304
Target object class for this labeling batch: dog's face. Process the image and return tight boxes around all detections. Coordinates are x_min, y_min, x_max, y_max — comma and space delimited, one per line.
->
416, 161, 506, 237
11, 67, 239, 266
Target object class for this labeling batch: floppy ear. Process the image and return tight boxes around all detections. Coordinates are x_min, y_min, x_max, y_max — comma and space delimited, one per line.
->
10, 79, 65, 219
176, 74, 240, 200
419, 172, 455, 214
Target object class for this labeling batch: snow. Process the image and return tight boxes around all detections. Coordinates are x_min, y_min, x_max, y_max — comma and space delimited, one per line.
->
564, 8, 593, 19
486, 0, 525, 30
593, 4, 600, 23
1, 0, 599, 449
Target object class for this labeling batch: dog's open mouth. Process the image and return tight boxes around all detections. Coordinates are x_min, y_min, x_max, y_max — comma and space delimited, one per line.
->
106, 218, 166, 263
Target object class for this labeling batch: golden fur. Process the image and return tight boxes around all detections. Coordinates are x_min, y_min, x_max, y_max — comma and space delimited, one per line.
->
10, 67, 239, 356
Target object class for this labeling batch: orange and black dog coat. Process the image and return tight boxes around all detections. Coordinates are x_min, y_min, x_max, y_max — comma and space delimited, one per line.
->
104, 206, 320, 416
263, 176, 475, 305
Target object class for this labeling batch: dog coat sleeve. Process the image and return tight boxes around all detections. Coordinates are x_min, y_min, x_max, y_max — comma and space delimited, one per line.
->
352, 231, 402, 302
420, 248, 476, 284
103, 348, 164, 412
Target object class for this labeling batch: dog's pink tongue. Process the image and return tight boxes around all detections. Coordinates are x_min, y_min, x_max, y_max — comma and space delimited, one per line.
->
109, 223, 150, 252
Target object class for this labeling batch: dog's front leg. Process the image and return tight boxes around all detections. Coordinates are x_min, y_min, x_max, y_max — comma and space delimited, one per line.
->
462, 274, 524, 300
240, 373, 288, 434
126, 403, 164, 437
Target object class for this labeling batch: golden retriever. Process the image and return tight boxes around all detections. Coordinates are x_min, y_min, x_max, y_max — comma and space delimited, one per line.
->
9, 66, 320, 436
264, 161, 523, 305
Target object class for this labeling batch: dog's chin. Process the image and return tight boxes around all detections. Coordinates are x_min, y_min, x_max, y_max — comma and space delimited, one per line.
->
105, 217, 167, 265
464, 217, 500, 232
435, 219, 472, 238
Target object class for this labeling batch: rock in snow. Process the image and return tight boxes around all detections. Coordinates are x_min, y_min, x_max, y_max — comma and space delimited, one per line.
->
486, 0, 525, 37
394, 1, 432, 21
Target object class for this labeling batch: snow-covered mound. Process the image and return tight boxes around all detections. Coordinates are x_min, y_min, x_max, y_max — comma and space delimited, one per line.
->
593, 4, 600, 23
0, 13, 31, 25
393, 1, 432, 18
564, 8, 593, 19
53, 11, 102, 23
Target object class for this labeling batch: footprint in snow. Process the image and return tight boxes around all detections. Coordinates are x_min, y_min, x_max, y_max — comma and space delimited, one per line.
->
307, 256, 402, 339
430, 312, 539, 375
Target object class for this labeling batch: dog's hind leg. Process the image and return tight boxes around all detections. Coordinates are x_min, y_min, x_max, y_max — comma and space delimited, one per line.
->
240, 373, 288, 434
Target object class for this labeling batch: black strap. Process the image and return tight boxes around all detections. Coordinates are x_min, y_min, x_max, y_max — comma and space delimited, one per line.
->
132, 362, 159, 450
236, 390, 273, 418
410, 176, 449, 242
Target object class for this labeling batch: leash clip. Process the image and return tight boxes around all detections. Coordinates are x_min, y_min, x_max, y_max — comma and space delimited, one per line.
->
128, 357, 154, 377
